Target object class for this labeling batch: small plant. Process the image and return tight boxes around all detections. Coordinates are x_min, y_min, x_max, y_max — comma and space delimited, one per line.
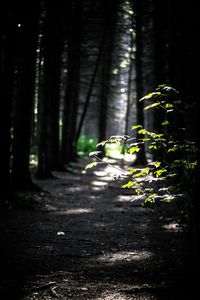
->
85, 85, 197, 208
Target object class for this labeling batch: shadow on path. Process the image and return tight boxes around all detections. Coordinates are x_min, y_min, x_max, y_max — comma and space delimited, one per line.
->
0, 159, 190, 299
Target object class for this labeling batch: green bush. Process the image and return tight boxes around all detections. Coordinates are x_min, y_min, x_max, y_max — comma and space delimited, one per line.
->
77, 136, 97, 157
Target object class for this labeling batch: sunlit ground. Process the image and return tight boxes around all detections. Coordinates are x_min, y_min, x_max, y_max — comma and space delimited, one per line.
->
96, 250, 153, 263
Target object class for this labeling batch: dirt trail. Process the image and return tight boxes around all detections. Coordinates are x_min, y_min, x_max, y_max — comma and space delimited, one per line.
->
0, 158, 189, 299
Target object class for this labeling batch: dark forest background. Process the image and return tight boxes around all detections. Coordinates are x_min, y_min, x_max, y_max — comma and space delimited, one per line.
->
1, 0, 200, 284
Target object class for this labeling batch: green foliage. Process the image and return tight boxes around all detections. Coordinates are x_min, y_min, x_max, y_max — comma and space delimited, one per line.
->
85, 85, 197, 209
77, 136, 97, 156
85, 161, 100, 170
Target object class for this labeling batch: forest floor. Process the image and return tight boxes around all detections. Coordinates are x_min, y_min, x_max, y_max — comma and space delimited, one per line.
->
0, 158, 193, 300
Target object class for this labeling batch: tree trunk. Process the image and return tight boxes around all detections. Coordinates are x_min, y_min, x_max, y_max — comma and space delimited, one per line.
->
134, 0, 147, 165
36, 1, 64, 178
61, 0, 83, 165
0, 4, 18, 201
11, 3, 40, 190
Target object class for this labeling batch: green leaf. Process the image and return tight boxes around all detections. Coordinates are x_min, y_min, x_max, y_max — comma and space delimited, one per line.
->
138, 128, 148, 135
135, 188, 142, 195
144, 102, 161, 110
129, 146, 140, 154
132, 125, 143, 130
149, 144, 158, 150
165, 103, 173, 109
161, 120, 170, 126
142, 167, 150, 174
85, 162, 99, 170
149, 161, 161, 168
154, 169, 167, 177
168, 146, 178, 152
130, 168, 138, 174
96, 140, 108, 147
145, 193, 158, 201
122, 181, 136, 188
139, 137, 150, 142
139, 92, 161, 101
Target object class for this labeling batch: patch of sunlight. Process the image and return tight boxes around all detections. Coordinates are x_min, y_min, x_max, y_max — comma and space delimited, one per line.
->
93, 170, 109, 177
116, 195, 131, 202
59, 208, 93, 215
95, 292, 127, 300
91, 180, 109, 191
112, 68, 119, 75
91, 180, 108, 187
29, 154, 38, 167
97, 250, 153, 263
124, 153, 136, 162
162, 222, 182, 232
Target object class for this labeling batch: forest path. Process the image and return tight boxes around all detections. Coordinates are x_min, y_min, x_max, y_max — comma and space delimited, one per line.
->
0, 158, 189, 300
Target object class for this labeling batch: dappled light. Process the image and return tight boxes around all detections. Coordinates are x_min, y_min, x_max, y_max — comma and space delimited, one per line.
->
55, 208, 94, 216
96, 250, 153, 264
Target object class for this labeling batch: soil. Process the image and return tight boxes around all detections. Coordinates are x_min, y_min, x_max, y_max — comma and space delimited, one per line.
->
0, 158, 191, 300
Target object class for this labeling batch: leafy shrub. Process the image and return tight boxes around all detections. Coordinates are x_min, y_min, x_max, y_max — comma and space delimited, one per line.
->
85, 85, 197, 209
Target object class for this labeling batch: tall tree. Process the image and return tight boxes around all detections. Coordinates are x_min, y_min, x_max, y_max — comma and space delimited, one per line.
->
134, 0, 147, 165
11, 2, 40, 190
36, 1, 64, 178
61, 0, 82, 165
0, 4, 18, 202
98, 0, 119, 144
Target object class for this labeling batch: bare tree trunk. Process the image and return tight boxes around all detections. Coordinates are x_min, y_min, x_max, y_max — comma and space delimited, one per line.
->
0, 3, 18, 201
61, 0, 82, 165
134, 0, 147, 165
12, 2, 40, 189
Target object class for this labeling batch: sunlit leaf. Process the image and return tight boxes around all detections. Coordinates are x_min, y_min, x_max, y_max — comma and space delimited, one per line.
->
161, 120, 170, 126
129, 146, 140, 154
149, 144, 157, 150
154, 169, 167, 178
135, 188, 142, 195
142, 167, 150, 174
165, 103, 173, 109
139, 92, 161, 101
96, 140, 108, 147
148, 161, 161, 168
85, 162, 99, 170
144, 102, 161, 110
130, 168, 138, 174
132, 125, 143, 130
138, 128, 148, 135
122, 181, 136, 188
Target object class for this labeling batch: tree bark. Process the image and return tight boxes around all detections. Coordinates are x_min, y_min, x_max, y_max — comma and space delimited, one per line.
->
134, 0, 147, 165
11, 2, 40, 189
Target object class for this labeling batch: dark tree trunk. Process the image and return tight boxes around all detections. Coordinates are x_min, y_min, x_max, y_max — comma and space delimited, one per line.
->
11, 3, 40, 190
48, 1, 65, 170
134, 0, 147, 165
0, 4, 18, 201
152, 0, 168, 138
61, 0, 83, 165
98, 0, 118, 145
36, 1, 64, 178
125, 18, 134, 137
